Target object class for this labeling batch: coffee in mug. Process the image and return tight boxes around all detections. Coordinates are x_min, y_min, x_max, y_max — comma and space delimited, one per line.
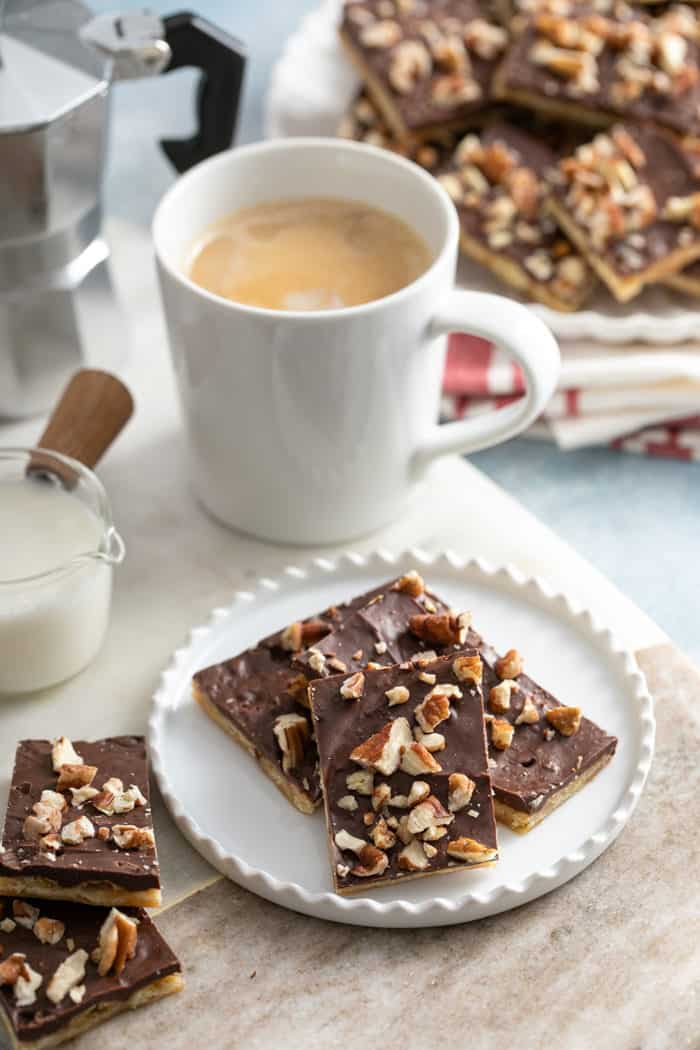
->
187, 197, 432, 311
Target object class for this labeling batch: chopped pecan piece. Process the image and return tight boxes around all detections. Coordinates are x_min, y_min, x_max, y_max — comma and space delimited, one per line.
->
489, 679, 519, 713
515, 696, 540, 725
350, 717, 412, 775
51, 736, 82, 772
95, 909, 138, 977
337, 795, 358, 812
386, 685, 410, 706
491, 719, 515, 750
546, 705, 582, 736
340, 671, 365, 700
372, 782, 392, 811
414, 691, 451, 733
406, 795, 454, 834
389, 39, 432, 94
400, 742, 442, 775
111, 825, 156, 850
0, 954, 27, 987
56, 763, 98, 791
409, 612, 470, 646
406, 780, 431, 807
14, 961, 42, 1006
34, 918, 65, 946
370, 817, 397, 850
273, 712, 310, 773
448, 773, 476, 812
446, 837, 497, 863
398, 839, 431, 871
12, 902, 39, 930
392, 570, 425, 597
61, 816, 95, 845
452, 653, 482, 685
346, 770, 374, 796
46, 949, 88, 1004
353, 844, 390, 878
414, 730, 445, 752
360, 18, 402, 48
495, 648, 524, 680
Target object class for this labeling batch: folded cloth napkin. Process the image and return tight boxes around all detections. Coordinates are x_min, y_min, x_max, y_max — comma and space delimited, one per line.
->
444, 335, 700, 461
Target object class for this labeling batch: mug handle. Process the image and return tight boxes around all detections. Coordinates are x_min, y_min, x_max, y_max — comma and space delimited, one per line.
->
412, 290, 560, 474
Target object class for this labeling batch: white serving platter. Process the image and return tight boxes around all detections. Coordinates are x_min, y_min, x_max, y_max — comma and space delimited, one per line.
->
264, 0, 699, 345
149, 551, 654, 928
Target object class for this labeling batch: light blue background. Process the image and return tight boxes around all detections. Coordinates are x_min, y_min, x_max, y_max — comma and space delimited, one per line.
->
97, 0, 699, 661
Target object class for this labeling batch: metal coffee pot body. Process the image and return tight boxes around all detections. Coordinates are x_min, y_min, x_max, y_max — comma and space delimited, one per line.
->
0, 1, 245, 418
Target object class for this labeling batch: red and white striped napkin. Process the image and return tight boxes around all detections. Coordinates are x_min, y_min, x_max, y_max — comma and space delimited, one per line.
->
443, 335, 700, 461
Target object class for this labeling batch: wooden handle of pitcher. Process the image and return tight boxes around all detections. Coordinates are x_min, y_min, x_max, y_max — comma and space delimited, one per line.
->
36, 370, 134, 469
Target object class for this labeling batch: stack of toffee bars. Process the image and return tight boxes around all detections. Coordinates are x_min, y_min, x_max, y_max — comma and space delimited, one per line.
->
337, 0, 700, 308
0, 737, 183, 1048
194, 571, 617, 895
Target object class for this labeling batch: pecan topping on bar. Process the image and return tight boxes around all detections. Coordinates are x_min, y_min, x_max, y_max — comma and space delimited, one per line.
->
370, 817, 397, 849
414, 691, 451, 733
407, 780, 431, 806
23, 794, 63, 841
386, 685, 410, 706
334, 830, 389, 878
515, 695, 540, 725
61, 816, 95, 845
14, 960, 43, 1006
390, 38, 432, 92
350, 717, 413, 775
400, 741, 443, 774
453, 653, 482, 685
337, 795, 359, 812
94, 908, 139, 977
46, 949, 88, 1004
12, 902, 39, 930
51, 736, 82, 772
414, 730, 446, 752
546, 705, 583, 736
448, 773, 476, 812
409, 612, 470, 646
273, 713, 311, 773
398, 839, 431, 871
33, 917, 65, 945
446, 837, 498, 863
392, 570, 425, 596
360, 17, 403, 47
406, 795, 453, 834
489, 679, 519, 713
112, 825, 156, 850
491, 719, 515, 750
56, 763, 98, 791
340, 671, 366, 700
372, 782, 392, 811
0, 954, 28, 987
495, 648, 524, 680
346, 770, 374, 795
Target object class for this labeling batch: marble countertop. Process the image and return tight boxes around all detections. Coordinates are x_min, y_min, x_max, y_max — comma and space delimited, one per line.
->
95, 0, 700, 666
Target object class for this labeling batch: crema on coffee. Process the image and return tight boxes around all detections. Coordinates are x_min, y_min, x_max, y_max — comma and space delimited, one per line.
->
187, 197, 432, 311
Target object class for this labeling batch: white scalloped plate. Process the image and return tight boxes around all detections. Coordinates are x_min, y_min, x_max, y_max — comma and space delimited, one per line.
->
264, 0, 698, 344
149, 551, 654, 928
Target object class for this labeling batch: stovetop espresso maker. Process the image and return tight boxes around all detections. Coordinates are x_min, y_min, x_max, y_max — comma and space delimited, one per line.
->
0, 1, 245, 418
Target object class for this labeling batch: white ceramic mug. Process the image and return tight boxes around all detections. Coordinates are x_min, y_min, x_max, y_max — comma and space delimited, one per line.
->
154, 138, 560, 545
